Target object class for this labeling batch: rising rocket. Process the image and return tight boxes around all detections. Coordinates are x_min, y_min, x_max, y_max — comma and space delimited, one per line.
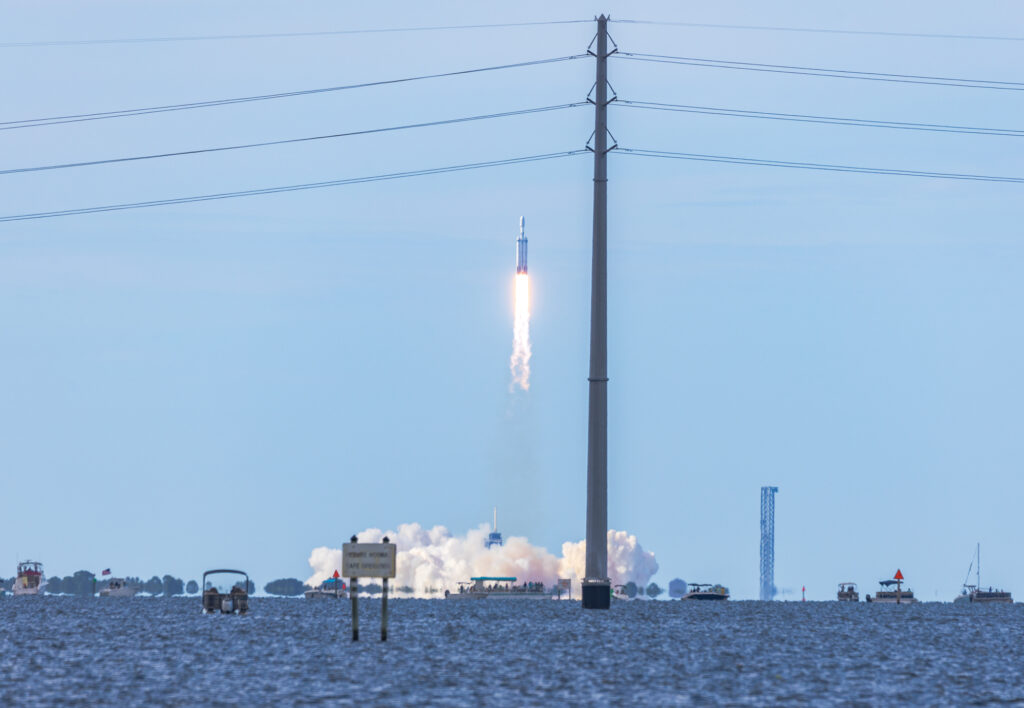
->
515, 216, 527, 274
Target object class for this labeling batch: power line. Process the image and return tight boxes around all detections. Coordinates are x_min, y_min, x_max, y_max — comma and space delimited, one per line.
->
0, 150, 586, 222
0, 20, 592, 48
0, 104, 585, 175
615, 52, 1024, 91
616, 100, 1024, 137
612, 19, 1024, 42
619, 148, 1024, 183
1, 55, 586, 130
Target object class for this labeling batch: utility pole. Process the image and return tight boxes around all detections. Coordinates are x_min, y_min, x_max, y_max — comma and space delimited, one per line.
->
583, 13, 611, 610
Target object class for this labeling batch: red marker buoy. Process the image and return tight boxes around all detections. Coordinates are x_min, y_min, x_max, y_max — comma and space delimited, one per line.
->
802, 586, 806, 602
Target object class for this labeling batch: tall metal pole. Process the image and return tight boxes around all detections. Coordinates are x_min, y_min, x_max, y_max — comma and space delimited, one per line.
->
582, 14, 611, 610
759, 486, 778, 601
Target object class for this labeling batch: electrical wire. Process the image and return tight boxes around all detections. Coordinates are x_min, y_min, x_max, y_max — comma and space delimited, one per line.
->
611, 19, 1024, 42
0, 150, 587, 222
618, 148, 1024, 183
1, 55, 587, 130
614, 52, 1024, 91
616, 100, 1024, 137
0, 20, 592, 48
0, 104, 586, 175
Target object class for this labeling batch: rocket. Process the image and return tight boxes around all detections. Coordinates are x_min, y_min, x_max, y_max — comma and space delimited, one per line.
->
515, 216, 527, 274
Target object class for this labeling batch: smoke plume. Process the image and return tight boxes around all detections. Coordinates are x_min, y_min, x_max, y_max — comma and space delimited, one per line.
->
307, 524, 657, 596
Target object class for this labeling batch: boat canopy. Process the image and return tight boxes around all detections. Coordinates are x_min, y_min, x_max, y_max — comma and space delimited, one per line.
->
470, 577, 516, 582
879, 579, 900, 586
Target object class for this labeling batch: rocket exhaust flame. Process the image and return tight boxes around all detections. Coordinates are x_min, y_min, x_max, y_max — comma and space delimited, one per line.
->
510, 273, 531, 390
510, 217, 531, 391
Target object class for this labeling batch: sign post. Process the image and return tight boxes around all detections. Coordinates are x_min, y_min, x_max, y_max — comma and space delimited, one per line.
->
343, 534, 397, 642
894, 569, 904, 604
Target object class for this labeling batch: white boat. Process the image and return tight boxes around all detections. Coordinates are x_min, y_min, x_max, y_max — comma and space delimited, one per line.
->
304, 577, 347, 599
865, 576, 917, 604
837, 582, 860, 602
445, 577, 550, 600
99, 577, 137, 597
680, 583, 730, 601
13, 561, 44, 596
953, 544, 1012, 604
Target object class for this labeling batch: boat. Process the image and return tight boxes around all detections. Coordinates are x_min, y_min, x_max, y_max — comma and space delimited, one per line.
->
865, 571, 917, 604
13, 561, 44, 596
680, 583, 730, 601
201, 569, 249, 614
837, 582, 859, 602
444, 577, 549, 600
305, 577, 347, 599
954, 543, 1012, 604
99, 577, 137, 597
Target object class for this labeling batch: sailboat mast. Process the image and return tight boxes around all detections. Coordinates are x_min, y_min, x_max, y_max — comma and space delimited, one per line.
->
493, 507, 497, 533
977, 542, 981, 588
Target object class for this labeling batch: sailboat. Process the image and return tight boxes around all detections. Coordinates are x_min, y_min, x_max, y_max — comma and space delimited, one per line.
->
953, 543, 1012, 604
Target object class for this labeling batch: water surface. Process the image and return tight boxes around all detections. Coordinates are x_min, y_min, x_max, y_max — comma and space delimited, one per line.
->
1, 598, 1020, 704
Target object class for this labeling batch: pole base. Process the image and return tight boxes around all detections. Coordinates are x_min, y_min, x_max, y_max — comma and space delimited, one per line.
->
582, 581, 611, 609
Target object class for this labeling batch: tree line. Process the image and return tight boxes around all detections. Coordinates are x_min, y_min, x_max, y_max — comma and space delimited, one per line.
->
2, 573, 212, 596
263, 578, 410, 595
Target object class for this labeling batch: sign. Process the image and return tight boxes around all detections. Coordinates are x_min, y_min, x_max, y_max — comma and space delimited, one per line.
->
894, 569, 904, 580
557, 578, 571, 590
343, 542, 396, 578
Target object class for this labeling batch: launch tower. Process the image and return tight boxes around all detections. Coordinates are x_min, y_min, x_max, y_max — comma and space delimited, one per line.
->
760, 486, 779, 601
485, 507, 503, 549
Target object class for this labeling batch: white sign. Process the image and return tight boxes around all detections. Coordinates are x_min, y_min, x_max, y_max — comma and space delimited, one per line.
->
342, 542, 397, 578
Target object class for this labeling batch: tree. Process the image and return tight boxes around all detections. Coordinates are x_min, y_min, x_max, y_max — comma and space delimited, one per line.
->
264, 578, 307, 596
64, 570, 96, 596
186, 580, 199, 594
162, 576, 184, 597
45, 576, 63, 594
668, 578, 688, 599
646, 582, 663, 598
624, 581, 638, 599
144, 576, 163, 595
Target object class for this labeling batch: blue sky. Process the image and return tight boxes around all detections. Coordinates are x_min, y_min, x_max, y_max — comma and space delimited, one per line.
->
1, 1, 1022, 599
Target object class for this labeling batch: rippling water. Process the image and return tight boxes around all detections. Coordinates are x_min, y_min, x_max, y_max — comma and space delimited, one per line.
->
1, 597, 1021, 705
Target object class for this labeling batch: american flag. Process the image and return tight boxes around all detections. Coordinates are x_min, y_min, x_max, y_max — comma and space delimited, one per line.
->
101, 568, 111, 576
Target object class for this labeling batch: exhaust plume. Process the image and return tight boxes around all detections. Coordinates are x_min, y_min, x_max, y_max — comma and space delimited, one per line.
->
509, 273, 531, 391
307, 524, 658, 596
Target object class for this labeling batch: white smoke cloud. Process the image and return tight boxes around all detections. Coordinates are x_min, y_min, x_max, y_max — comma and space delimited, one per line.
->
307, 524, 658, 596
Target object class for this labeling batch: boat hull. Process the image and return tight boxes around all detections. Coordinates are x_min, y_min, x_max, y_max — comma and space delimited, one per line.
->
445, 592, 549, 600
304, 590, 346, 599
99, 588, 137, 597
681, 593, 729, 601
12, 586, 42, 596
955, 593, 1012, 604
